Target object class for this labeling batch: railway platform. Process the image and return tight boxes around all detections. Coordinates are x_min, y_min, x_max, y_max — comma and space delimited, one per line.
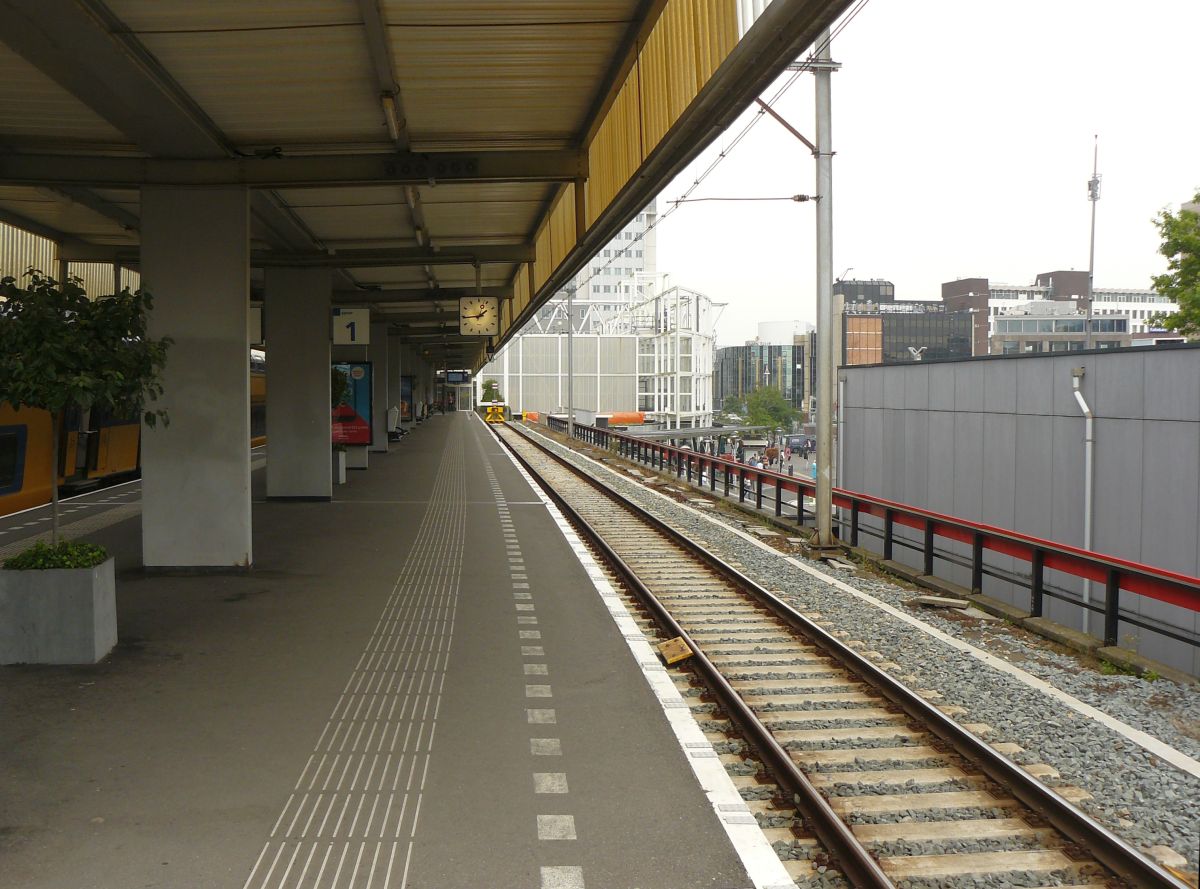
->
0, 413, 778, 889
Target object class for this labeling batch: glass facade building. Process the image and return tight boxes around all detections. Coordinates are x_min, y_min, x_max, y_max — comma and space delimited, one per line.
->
842, 303, 974, 366
713, 342, 808, 413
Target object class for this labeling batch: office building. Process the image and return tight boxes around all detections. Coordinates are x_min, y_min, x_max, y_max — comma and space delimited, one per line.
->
943, 272, 1178, 354
991, 301, 1131, 353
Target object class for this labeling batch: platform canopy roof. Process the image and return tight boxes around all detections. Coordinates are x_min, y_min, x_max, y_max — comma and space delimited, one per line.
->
0, 0, 848, 368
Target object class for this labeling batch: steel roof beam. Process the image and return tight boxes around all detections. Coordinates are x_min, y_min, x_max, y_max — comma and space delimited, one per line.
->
392, 331, 489, 341
49, 186, 140, 232
335, 285, 514, 302
57, 244, 533, 267
255, 246, 533, 268
356, 0, 409, 150
0, 151, 586, 190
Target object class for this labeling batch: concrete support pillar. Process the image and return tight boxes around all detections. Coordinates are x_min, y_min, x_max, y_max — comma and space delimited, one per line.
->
140, 187, 251, 568
369, 321, 389, 452
264, 268, 332, 500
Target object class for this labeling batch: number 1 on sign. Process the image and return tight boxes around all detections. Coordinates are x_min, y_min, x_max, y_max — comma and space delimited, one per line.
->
345, 321, 356, 341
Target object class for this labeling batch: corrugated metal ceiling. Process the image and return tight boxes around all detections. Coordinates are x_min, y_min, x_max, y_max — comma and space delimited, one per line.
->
0, 0, 834, 366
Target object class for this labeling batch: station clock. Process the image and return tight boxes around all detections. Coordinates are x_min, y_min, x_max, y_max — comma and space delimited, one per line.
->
458, 296, 499, 336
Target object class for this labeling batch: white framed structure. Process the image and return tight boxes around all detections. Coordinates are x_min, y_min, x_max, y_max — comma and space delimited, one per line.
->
626, 286, 717, 429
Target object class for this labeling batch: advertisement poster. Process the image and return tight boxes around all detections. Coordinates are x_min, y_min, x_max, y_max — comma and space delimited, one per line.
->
400, 376, 414, 422
332, 361, 372, 445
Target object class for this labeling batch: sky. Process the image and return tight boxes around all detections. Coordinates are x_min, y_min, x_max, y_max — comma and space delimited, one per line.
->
652, 0, 1200, 346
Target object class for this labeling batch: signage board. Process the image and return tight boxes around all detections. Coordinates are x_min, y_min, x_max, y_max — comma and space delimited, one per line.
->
332, 307, 370, 345
332, 361, 373, 445
400, 376, 414, 422
446, 370, 470, 384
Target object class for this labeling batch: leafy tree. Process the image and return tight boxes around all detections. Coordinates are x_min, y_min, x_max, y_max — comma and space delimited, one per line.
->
1149, 192, 1200, 335
745, 386, 796, 429
721, 394, 744, 415
0, 271, 171, 543
481, 378, 502, 402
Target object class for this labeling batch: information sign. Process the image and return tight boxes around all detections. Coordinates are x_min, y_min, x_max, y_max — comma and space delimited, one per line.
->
331, 361, 373, 445
399, 376, 414, 422
332, 307, 370, 345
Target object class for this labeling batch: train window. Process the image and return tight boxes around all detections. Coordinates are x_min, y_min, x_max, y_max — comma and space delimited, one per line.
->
0, 426, 26, 494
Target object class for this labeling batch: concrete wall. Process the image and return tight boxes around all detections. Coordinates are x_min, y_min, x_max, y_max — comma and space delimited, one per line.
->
841, 345, 1200, 676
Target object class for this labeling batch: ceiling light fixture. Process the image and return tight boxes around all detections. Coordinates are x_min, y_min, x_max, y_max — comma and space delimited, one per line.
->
381, 93, 401, 143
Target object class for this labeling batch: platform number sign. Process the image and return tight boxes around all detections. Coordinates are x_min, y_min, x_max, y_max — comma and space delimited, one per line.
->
332, 307, 370, 345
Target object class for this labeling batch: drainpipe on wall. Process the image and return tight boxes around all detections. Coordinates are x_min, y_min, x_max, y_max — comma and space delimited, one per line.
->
1071, 367, 1095, 635
837, 374, 846, 521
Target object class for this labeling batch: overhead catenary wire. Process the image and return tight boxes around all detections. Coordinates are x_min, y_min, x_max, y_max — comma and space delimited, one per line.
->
669, 195, 816, 204
562, 0, 873, 299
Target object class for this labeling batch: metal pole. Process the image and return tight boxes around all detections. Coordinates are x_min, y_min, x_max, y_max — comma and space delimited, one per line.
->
1086, 135, 1100, 350
567, 285, 575, 438
814, 29, 835, 549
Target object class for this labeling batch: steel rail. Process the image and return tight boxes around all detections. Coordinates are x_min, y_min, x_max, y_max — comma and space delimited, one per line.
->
494, 424, 894, 887
501, 422, 1191, 889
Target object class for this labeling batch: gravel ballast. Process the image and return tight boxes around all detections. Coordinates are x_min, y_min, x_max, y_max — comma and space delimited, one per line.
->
517, 424, 1200, 873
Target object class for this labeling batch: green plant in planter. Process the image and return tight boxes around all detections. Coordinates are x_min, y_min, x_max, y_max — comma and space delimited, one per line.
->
4, 541, 109, 570
0, 270, 171, 555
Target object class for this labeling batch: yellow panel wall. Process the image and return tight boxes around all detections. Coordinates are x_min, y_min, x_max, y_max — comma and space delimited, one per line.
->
533, 217, 553, 292
586, 62, 643, 229
0, 222, 55, 282
517, 0, 738, 336
587, 0, 736, 226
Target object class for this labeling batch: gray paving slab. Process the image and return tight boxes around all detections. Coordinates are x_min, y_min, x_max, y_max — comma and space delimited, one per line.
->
0, 415, 753, 889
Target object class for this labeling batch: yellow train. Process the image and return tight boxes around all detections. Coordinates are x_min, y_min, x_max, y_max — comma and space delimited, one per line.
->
0, 351, 266, 517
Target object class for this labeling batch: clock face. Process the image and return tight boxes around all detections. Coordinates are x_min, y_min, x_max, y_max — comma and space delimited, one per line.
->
459, 296, 499, 336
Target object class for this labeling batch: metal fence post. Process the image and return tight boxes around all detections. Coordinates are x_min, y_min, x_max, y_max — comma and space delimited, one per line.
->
724, 463, 731, 497
850, 502, 859, 547
971, 532, 984, 593
1030, 549, 1045, 617
923, 519, 935, 576
1104, 569, 1120, 646
755, 474, 763, 510
775, 479, 783, 516
883, 509, 894, 560
739, 467, 746, 503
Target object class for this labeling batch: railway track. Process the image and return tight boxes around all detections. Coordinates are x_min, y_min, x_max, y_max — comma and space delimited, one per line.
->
493, 421, 1189, 889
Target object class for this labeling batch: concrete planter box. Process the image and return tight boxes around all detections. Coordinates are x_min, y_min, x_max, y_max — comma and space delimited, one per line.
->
333, 449, 347, 484
0, 557, 117, 664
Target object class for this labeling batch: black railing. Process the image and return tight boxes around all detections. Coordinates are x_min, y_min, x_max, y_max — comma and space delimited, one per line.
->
539, 416, 1200, 651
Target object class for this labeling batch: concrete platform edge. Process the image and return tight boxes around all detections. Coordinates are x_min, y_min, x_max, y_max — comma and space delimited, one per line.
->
488, 417, 797, 889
